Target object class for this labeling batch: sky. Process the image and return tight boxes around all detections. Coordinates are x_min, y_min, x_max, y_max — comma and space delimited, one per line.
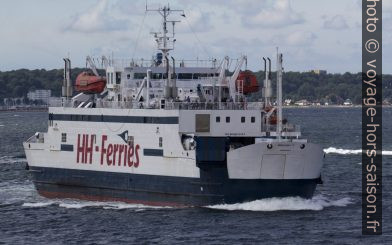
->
0, 0, 391, 73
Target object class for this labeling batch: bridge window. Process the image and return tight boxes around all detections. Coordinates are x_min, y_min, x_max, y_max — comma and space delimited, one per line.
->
251, 117, 255, 123
152, 73, 162, 79
134, 73, 145, 79
241, 117, 245, 123
178, 73, 192, 79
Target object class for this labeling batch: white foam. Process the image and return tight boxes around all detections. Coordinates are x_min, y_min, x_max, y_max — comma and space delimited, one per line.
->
25, 199, 174, 210
58, 201, 106, 209
206, 195, 352, 212
102, 203, 172, 210
23, 202, 55, 207
323, 147, 392, 155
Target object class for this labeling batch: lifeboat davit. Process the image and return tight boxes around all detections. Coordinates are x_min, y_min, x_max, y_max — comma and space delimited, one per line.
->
75, 71, 106, 94
236, 70, 259, 94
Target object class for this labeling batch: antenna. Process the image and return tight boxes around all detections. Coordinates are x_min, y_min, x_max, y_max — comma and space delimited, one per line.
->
146, 4, 184, 58
276, 49, 283, 140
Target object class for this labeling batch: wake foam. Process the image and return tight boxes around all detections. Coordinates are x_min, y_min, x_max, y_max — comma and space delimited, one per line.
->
323, 147, 392, 155
23, 202, 55, 208
206, 195, 352, 212
22, 199, 173, 210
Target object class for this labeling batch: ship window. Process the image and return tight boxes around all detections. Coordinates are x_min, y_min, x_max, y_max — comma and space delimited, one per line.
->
251, 117, 255, 123
190, 89, 193, 93
61, 133, 67, 143
178, 73, 192, 79
116, 72, 121, 84
216, 116, 220, 123
159, 137, 163, 147
127, 74, 131, 79
134, 73, 145, 79
226, 117, 230, 123
152, 73, 162, 79
241, 117, 245, 123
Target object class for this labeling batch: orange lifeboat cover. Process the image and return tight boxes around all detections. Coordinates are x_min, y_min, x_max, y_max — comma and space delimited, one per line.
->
236, 70, 259, 94
75, 71, 106, 94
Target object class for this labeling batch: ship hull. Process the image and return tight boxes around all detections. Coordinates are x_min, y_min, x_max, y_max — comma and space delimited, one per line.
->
24, 107, 324, 206
29, 166, 319, 206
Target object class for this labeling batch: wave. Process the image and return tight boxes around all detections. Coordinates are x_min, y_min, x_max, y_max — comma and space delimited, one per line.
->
0, 182, 36, 205
22, 199, 173, 210
0, 156, 27, 164
206, 195, 352, 212
323, 147, 392, 155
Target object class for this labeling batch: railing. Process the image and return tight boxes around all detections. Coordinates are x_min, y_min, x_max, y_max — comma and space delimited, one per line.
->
164, 102, 264, 110
25, 132, 44, 143
262, 123, 301, 133
49, 98, 265, 111
109, 58, 221, 69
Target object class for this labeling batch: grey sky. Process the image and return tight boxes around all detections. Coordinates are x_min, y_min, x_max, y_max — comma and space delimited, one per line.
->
0, 0, 390, 73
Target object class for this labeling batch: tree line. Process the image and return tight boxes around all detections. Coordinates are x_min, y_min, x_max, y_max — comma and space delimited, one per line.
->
0, 68, 391, 105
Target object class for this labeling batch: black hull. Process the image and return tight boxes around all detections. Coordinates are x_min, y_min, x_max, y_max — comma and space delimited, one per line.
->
30, 166, 319, 206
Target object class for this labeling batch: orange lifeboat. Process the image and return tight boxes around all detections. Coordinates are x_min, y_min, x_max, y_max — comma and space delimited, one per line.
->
75, 71, 106, 94
236, 70, 259, 94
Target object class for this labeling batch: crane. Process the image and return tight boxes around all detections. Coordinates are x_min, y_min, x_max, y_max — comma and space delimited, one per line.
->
228, 55, 247, 102
86, 56, 99, 77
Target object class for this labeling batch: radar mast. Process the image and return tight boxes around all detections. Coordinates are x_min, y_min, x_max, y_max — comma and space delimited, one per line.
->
146, 4, 184, 59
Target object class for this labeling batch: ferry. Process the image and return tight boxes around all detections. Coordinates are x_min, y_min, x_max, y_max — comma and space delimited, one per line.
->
23, 6, 324, 206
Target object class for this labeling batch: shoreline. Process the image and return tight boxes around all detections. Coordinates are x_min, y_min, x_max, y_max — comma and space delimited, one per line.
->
0, 107, 48, 112
283, 105, 391, 109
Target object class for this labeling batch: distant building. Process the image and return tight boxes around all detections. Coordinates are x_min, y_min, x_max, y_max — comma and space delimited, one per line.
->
310, 69, 327, 75
27, 90, 51, 104
295, 99, 310, 106
284, 99, 292, 106
343, 99, 353, 106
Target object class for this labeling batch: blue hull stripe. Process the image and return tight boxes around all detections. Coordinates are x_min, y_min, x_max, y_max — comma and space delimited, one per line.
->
50, 114, 179, 124
143, 149, 164, 156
